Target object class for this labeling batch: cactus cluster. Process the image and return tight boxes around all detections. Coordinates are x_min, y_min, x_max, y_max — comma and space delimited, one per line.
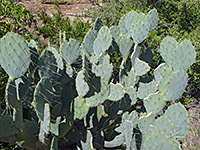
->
0, 9, 196, 150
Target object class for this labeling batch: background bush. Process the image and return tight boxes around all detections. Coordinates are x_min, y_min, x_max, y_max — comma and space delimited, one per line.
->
34, 2, 91, 46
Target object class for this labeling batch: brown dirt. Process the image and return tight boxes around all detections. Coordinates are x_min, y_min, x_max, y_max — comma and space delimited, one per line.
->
182, 101, 200, 150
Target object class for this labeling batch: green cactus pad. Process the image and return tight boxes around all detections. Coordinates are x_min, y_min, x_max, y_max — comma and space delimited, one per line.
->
32, 78, 56, 121
114, 111, 138, 149
143, 131, 174, 150
165, 103, 190, 141
125, 87, 137, 105
130, 20, 149, 44
92, 54, 113, 81
39, 103, 50, 143
49, 46, 64, 71
82, 52, 90, 80
60, 39, 80, 64
38, 50, 58, 78
108, 83, 125, 101
0, 115, 18, 140
134, 58, 150, 76
138, 113, 154, 137
74, 96, 90, 120
158, 66, 173, 94
5, 79, 17, 108
154, 63, 166, 81
124, 68, 137, 87
152, 115, 175, 139
82, 30, 97, 55
86, 78, 109, 107
140, 47, 154, 63
76, 70, 89, 97
22, 120, 42, 149
50, 136, 58, 150
131, 45, 141, 65
123, 120, 133, 150
143, 92, 166, 114
0, 32, 31, 79
122, 111, 138, 126
137, 80, 157, 99
172, 39, 196, 71
165, 70, 188, 101
119, 14, 128, 34
80, 130, 94, 150
125, 10, 138, 33
159, 36, 179, 67
146, 9, 158, 31
93, 18, 103, 32
119, 33, 134, 59
50, 117, 61, 136
104, 134, 124, 148
93, 26, 112, 56
65, 64, 73, 78
110, 26, 121, 44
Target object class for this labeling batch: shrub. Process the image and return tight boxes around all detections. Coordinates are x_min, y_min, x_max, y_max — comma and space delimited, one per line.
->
34, 2, 91, 46
0, 0, 37, 40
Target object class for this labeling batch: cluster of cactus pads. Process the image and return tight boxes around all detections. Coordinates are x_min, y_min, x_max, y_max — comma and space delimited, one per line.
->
0, 9, 196, 150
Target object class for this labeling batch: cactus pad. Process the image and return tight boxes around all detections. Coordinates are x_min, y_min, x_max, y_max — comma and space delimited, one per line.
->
134, 58, 150, 76
60, 39, 80, 64
86, 78, 109, 107
154, 63, 166, 81
130, 20, 149, 44
146, 9, 158, 31
137, 80, 157, 99
74, 96, 90, 120
165, 103, 190, 141
109, 83, 125, 101
124, 68, 137, 87
93, 26, 112, 56
38, 50, 58, 78
119, 34, 134, 59
159, 36, 178, 67
125, 87, 137, 105
152, 115, 175, 139
0, 32, 31, 78
143, 131, 174, 150
143, 92, 166, 114
75, 70, 89, 97
172, 39, 196, 71
92, 54, 113, 81
82, 30, 97, 55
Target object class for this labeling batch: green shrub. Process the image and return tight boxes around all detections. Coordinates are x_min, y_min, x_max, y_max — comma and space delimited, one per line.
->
34, 2, 91, 46
0, 0, 37, 41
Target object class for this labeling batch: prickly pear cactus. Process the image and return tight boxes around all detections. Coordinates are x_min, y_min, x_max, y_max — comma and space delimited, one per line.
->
0, 8, 196, 150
